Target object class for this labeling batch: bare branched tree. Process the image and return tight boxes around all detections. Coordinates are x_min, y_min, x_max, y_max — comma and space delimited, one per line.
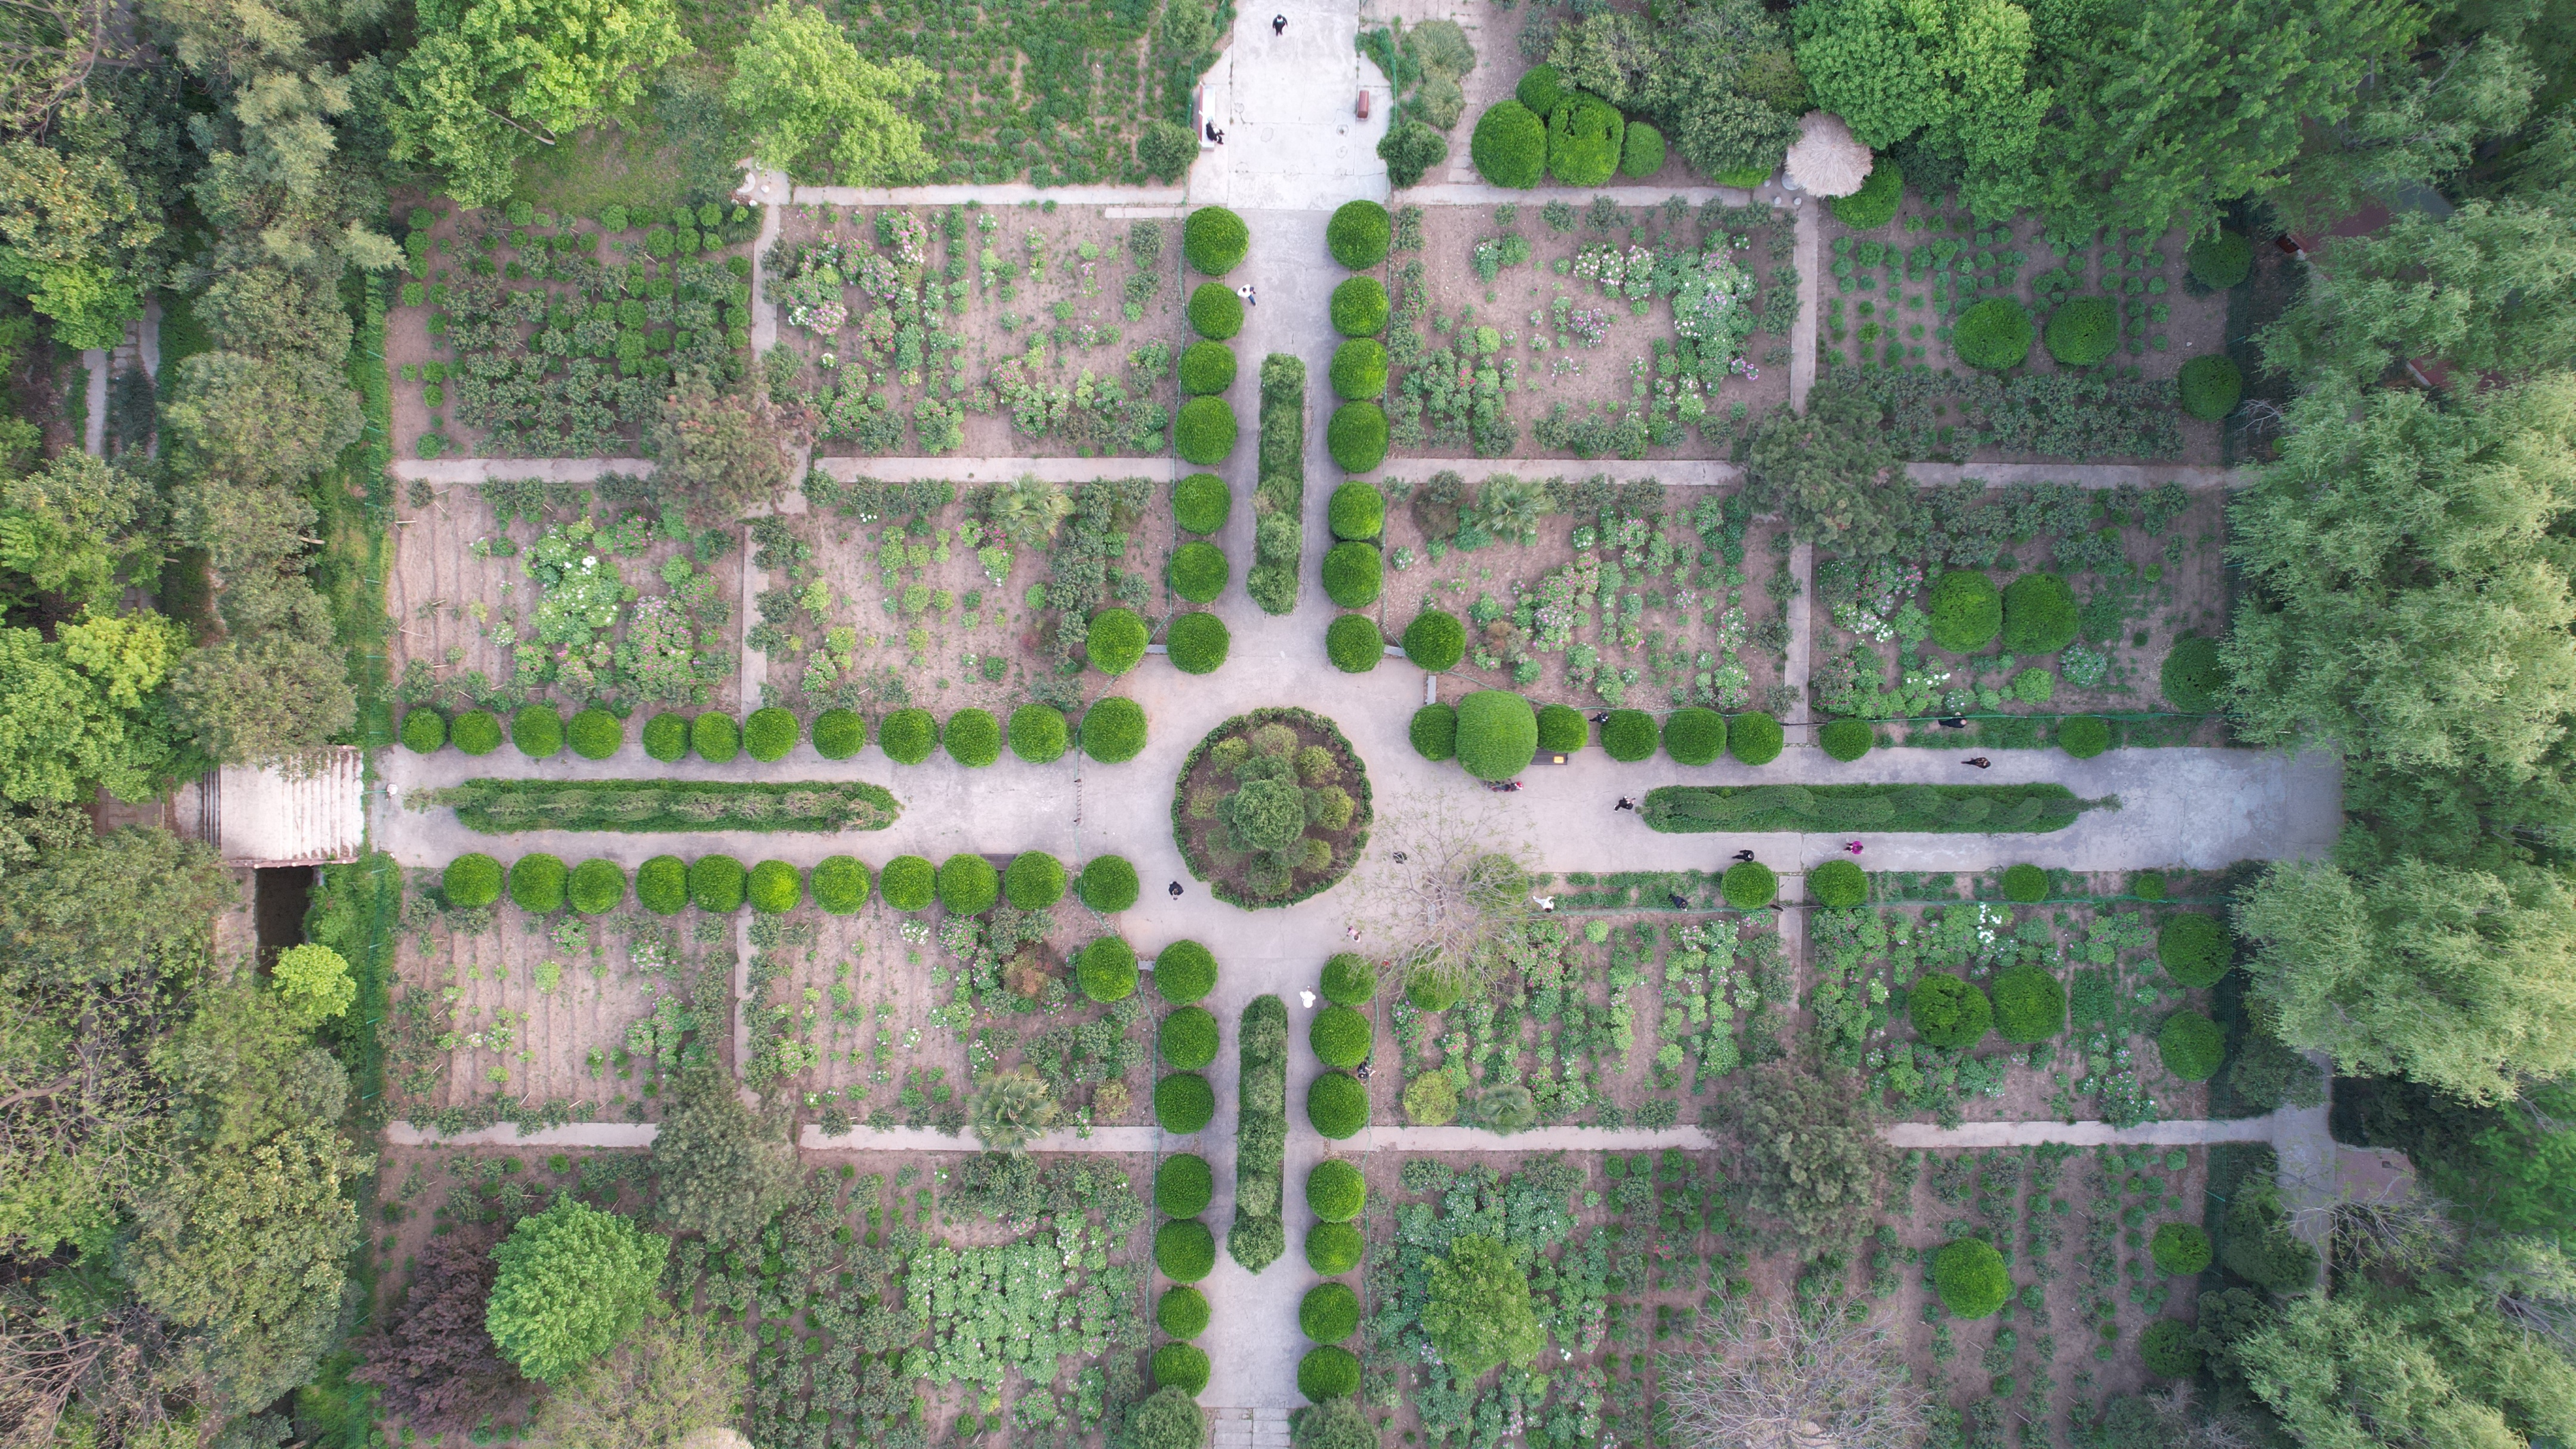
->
1341, 787, 1540, 996
1658, 1301, 1927, 1449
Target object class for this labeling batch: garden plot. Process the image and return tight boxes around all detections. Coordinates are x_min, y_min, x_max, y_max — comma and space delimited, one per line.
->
390, 477, 745, 718
1381, 199, 1795, 461
386, 200, 760, 460
764, 203, 1187, 459
1375, 475, 1790, 714
1807, 481, 2229, 741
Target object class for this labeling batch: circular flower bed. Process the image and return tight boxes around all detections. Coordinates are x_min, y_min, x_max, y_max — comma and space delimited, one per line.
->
1172, 707, 1373, 909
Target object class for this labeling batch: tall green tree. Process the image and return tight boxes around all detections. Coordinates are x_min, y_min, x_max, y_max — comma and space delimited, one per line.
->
1793, 0, 2046, 192
1744, 383, 1915, 559
0, 139, 165, 349
1421, 1235, 1543, 1379
725, 4, 936, 184
2232, 1280, 2576, 1447
485, 1197, 669, 1385
649, 1063, 798, 1244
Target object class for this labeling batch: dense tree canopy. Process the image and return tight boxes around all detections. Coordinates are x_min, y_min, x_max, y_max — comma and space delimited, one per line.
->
727, 4, 936, 184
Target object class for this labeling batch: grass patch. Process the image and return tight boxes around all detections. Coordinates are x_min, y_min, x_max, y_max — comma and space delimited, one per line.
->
428, 778, 902, 833
509, 71, 745, 217
1642, 782, 2100, 834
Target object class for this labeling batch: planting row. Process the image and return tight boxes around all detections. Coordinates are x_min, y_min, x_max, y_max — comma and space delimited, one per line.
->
437, 849, 1145, 917
402, 696, 1154, 764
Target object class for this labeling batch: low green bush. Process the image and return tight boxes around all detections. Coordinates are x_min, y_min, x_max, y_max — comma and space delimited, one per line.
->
1729, 711, 1784, 765
2179, 354, 2244, 420
1832, 159, 1903, 229
444, 853, 503, 908
1330, 276, 1389, 337
1086, 606, 1150, 676
2140, 1318, 2201, 1377
1184, 205, 1248, 276
2133, 870, 2169, 902
1307, 1071, 1368, 1138
1406, 973, 1461, 1012
1326, 403, 1387, 474
1991, 965, 2066, 1043
1009, 705, 1069, 764
1325, 613, 1383, 672
1167, 542, 1229, 603
568, 858, 625, 915
937, 853, 999, 914
881, 856, 935, 912
692, 711, 740, 763
1911, 973, 1992, 1047
1306, 1159, 1366, 1221
1079, 855, 1142, 913
2151, 1222, 2212, 1275
813, 708, 865, 759
688, 855, 745, 912
1157, 1285, 1211, 1340
1174, 472, 1232, 534
1326, 199, 1392, 269
1953, 298, 2034, 370
1722, 861, 1776, 910
512, 704, 563, 758
1081, 935, 1140, 1001
1537, 703, 1588, 754
2002, 863, 2049, 903
1306, 1222, 1363, 1275
1300, 1282, 1361, 1343
1594, 709, 1651, 761
510, 853, 566, 912
1809, 859, 1867, 908
1154, 939, 1217, 1002
1152, 1343, 1211, 1396
1160, 1007, 1220, 1070
943, 708, 1001, 766
813, 855, 870, 913
2157, 914, 2231, 988
879, 708, 936, 763
747, 860, 802, 914
1403, 609, 1466, 671
1081, 698, 1148, 762
1004, 850, 1066, 910
1927, 569, 2001, 652
452, 709, 502, 755
1545, 93, 1622, 186
1470, 100, 1545, 187
2002, 572, 2078, 655
742, 707, 797, 762
641, 711, 687, 762
2161, 634, 2225, 711
1155, 1218, 1217, 1282
1309, 1006, 1372, 1068
1662, 707, 1724, 764
1620, 119, 1665, 178
2158, 1010, 2225, 1080
400, 709, 446, 753
1321, 542, 1382, 607
2057, 716, 2111, 758
1176, 396, 1238, 465
1409, 702, 1458, 761
1298, 1346, 1360, 1402
635, 855, 687, 914
1187, 282, 1244, 340
1155, 1071, 1215, 1133
1819, 719, 1872, 762
2044, 297, 2118, 367
1329, 339, 1387, 400
1455, 689, 1537, 781
1179, 340, 1236, 396
1933, 1238, 2009, 1318
1329, 482, 1384, 541
1167, 611, 1231, 674
1321, 952, 1377, 1006
2186, 229, 2253, 289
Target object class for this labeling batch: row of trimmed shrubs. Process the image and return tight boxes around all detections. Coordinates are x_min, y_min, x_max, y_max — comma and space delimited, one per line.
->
1819, 714, 2117, 762
1147, 928, 1229, 1399
1468, 66, 1681, 192
1176, 206, 1248, 474
1297, 946, 1378, 1399
1248, 352, 1306, 615
1085, 605, 1231, 677
1228, 993, 1288, 1273
440, 847, 1146, 918
1321, 473, 1392, 668
1413, 691, 1790, 780
1322, 200, 1390, 483
403, 699, 1150, 766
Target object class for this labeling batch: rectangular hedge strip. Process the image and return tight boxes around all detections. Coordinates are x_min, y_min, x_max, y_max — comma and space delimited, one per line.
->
431, 778, 901, 834
1248, 354, 1306, 615
1639, 782, 2100, 834
1229, 994, 1289, 1272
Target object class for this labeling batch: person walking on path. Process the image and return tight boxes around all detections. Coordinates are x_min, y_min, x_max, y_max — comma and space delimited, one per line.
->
1731, 849, 1756, 862
1167, 881, 1184, 898
1844, 840, 1865, 856
1614, 796, 1637, 812
1272, 13, 1287, 33
1964, 757, 1992, 769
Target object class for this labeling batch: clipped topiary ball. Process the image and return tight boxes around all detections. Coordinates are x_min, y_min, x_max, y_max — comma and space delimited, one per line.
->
1298, 1346, 1361, 1402
1152, 1343, 1211, 1395
1809, 859, 1867, 908
400, 708, 447, 753
1300, 1281, 1361, 1343
1009, 705, 1070, 764
747, 860, 803, 914
1167, 611, 1232, 674
812, 855, 870, 913
452, 708, 503, 756
1911, 973, 1992, 1048
1545, 93, 1623, 186
1723, 861, 1777, 910
1081, 698, 1148, 763
1004, 850, 1066, 910
1174, 472, 1232, 534
2151, 1222, 2212, 1275
2158, 1009, 2225, 1080
1470, 100, 1546, 187
1331, 276, 1389, 337
1306, 1221, 1363, 1275
681, 854, 741, 913
1184, 205, 1248, 276
2002, 863, 2049, 903
1179, 340, 1238, 396
878, 707, 936, 764
1309, 1004, 1372, 1068
1086, 606, 1150, 676
1933, 1238, 2010, 1318
1620, 118, 1666, 178
1153, 940, 1217, 1003
1819, 719, 1872, 762
1927, 569, 2001, 652
641, 711, 688, 762
636, 855, 687, 914
1409, 702, 1458, 761
692, 711, 741, 763
568, 858, 626, 915
444, 852, 503, 908
1321, 952, 1378, 1006
2002, 572, 2079, 655
1160, 1006, 1220, 1070
1188, 282, 1244, 340
2058, 716, 2111, 759
1991, 965, 2066, 1043
1155, 1071, 1216, 1133
937, 853, 999, 915
1081, 935, 1141, 1002
1306, 1159, 1366, 1221
2186, 229, 2253, 289
1600, 709, 1656, 762
743, 707, 798, 762
1167, 542, 1229, 604
1079, 855, 1142, 914
1325, 612, 1384, 673
1516, 63, 1564, 116
1326, 199, 1392, 269
1729, 711, 1784, 765
1329, 338, 1387, 401
2158, 914, 2231, 988
1322, 542, 1383, 609
1327, 403, 1389, 474
510, 853, 567, 913
512, 704, 564, 759
1329, 482, 1385, 541
1158, 1285, 1211, 1340
2140, 1318, 2201, 1378
1307, 1071, 1368, 1139
1534, 703, 1587, 754
2044, 297, 2117, 368
2180, 354, 2244, 421
1953, 298, 2034, 370
1662, 707, 1725, 765
1156, 1153, 1215, 1217
2161, 635, 2225, 712
1455, 690, 1537, 781
880, 855, 935, 912
813, 708, 866, 759
1403, 609, 1466, 671
2132, 870, 2170, 902
1156, 1217, 1217, 1282
943, 708, 1002, 767
1176, 396, 1238, 465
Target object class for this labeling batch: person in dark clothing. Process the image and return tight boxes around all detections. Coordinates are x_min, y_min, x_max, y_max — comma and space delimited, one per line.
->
1668, 892, 1689, 910
1272, 13, 1287, 33
1939, 717, 1968, 729
1614, 797, 1637, 812
1590, 711, 1611, 726
1732, 849, 1756, 862
1167, 881, 1184, 898
1964, 757, 1992, 769
1205, 121, 1218, 142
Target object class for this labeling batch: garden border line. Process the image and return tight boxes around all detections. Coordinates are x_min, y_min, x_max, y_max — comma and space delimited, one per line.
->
804, 455, 1179, 483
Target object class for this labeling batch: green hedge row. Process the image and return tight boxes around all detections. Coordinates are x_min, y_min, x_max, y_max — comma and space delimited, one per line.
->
428, 778, 899, 834
1249, 354, 1306, 616
440, 850, 1136, 917
1229, 994, 1289, 1272
406, 705, 873, 761
1642, 782, 2096, 834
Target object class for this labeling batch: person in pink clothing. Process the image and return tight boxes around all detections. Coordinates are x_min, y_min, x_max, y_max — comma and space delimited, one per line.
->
1844, 840, 1864, 856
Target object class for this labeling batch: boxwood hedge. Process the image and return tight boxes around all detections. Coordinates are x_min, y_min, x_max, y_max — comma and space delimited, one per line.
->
641, 711, 689, 762
1537, 702, 1588, 754
1321, 541, 1382, 607
1409, 702, 1458, 760
1300, 1282, 1361, 1343
1153, 939, 1217, 1001
1620, 118, 1665, 178
1157, 1153, 1216, 1217
1933, 1238, 2009, 1318
2161, 634, 2224, 711
2158, 1009, 2223, 1080
1953, 298, 2034, 370
937, 853, 998, 914
1299, 1346, 1360, 1402
1307, 1070, 1368, 1138
1155, 1071, 1216, 1133
2002, 863, 2049, 902
1183, 205, 1248, 276
1309, 1005, 1372, 1068
510, 853, 566, 912
1167, 611, 1231, 674
1819, 719, 1872, 762
2151, 1222, 2212, 1275
1326, 199, 1391, 269
1991, 965, 2066, 1042
1545, 93, 1622, 186
692, 711, 740, 763
1079, 855, 1142, 912
2044, 297, 2117, 367
1159, 1006, 1220, 1070
1455, 689, 1537, 781
2157, 913, 2231, 987
813, 708, 866, 759
1187, 282, 1243, 340
1081, 935, 1140, 1001
688, 855, 745, 912
1008, 705, 1069, 763
2057, 715, 2111, 758
1004, 850, 1066, 910
743, 707, 797, 762
1306, 1221, 1363, 1275
1325, 613, 1383, 672
1662, 707, 1724, 764
1832, 159, 1902, 228
813, 855, 870, 912
452, 708, 503, 756
2141, 1318, 2201, 1377
1158, 1285, 1211, 1339
636, 855, 687, 914
1167, 541, 1229, 603
1326, 403, 1388, 473
1078, 698, 1146, 763
879, 707, 936, 764
1403, 609, 1465, 671
1928, 569, 2001, 652
444, 852, 503, 908
1729, 711, 1783, 764
1174, 472, 1232, 534
1176, 396, 1238, 465
1911, 973, 1992, 1048
2186, 229, 2253, 289
2180, 354, 2243, 420
1087, 606, 1149, 676
1329, 339, 1387, 400
1600, 709, 1656, 762
1470, 100, 1545, 187
943, 708, 1001, 767
747, 860, 803, 913
1153, 1345, 1211, 1395
1155, 1217, 1217, 1281
881, 855, 935, 912
568, 858, 625, 914
1722, 860, 1776, 910
512, 704, 563, 759
1179, 340, 1236, 395
1321, 952, 1377, 1006
1331, 276, 1389, 337
1809, 858, 1866, 908
400, 708, 446, 753
1329, 482, 1384, 541
2002, 572, 2078, 655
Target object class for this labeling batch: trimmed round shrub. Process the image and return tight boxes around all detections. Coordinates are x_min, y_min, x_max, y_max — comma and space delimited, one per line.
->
1009, 705, 1070, 764
2161, 635, 2225, 711
2158, 1010, 2225, 1081
1327, 199, 1392, 269
1306, 1221, 1363, 1275
1325, 613, 1383, 672
880, 708, 936, 764
1953, 298, 2034, 370
1082, 698, 1147, 763
1810, 859, 1867, 908
692, 711, 740, 763
1086, 606, 1150, 676
452, 708, 503, 756
1409, 702, 1458, 761
2044, 297, 2118, 367
1174, 472, 1232, 534
1329, 482, 1385, 541
1723, 861, 1778, 911
1307, 1071, 1368, 1139
2180, 354, 2244, 421
2187, 229, 2253, 289
444, 853, 503, 908
1183, 205, 1248, 276
1403, 609, 1466, 671
1927, 569, 2001, 652
1300, 1282, 1361, 1343
1321, 953, 1378, 1006
2158, 914, 2232, 988
1079, 855, 1143, 914
742, 707, 797, 762
881, 856, 935, 912
2140, 1318, 2201, 1378
1081, 935, 1140, 1002
568, 858, 625, 915
1310, 1005, 1372, 1068
510, 853, 567, 913
1406, 973, 1461, 1012
1537, 703, 1588, 754
641, 711, 687, 762
1327, 403, 1388, 474
2001, 572, 2078, 655
635, 855, 687, 914
813, 708, 865, 759
1155, 1218, 1217, 1282
1004, 850, 1066, 910
688, 855, 745, 912
2151, 1222, 2213, 1276
1910, 973, 1992, 1048
1620, 118, 1666, 178
1329, 339, 1387, 401
937, 853, 999, 915
1133, 1388, 1204, 1449
1187, 282, 1243, 340
1545, 93, 1623, 186
1832, 159, 1903, 229
1306, 1160, 1366, 1221
1176, 396, 1238, 465
401, 708, 447, 753
748, 860, 803, 914
2133, 870, 2170, 902
1178, 340, 1237, 396
2058, 716, 2111, 759
1158, 1285, 1211, 1339
1155, 1072, 1215, 1133
1470, 100, 1546, 187
1166, 542, 1229, 603
1595, 709, 1652, 762
1152, 1344, 1210, 1395
2002, 863, 2050, 903
1662, 707, 1724, 765
1154, 940, 1217, 1003
1298, 1346, 1361, 1402
1167, 611, 1231, 674
1516, 63, 1564, 116
1455, 690, 1538, 781
1819, 718, 1872, 762
1933, 1238, 2010, 1319
512, 704, 563, 759
943, 708, 1002, 767
813, 856, 870, 913
1729, 711, 1784, 765
1322, 542, 1383, 608
1991, 966, 2066, 1043
1331, 276, 1389, 337
1160, 1007, 1220, 1070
